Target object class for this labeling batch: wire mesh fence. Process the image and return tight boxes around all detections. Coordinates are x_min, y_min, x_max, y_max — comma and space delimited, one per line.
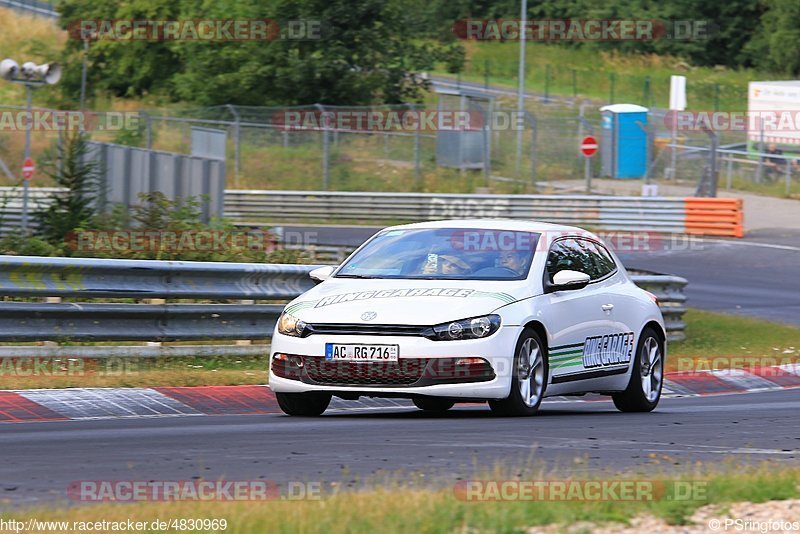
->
1, 99, 797, 199
453, 59, 747, 112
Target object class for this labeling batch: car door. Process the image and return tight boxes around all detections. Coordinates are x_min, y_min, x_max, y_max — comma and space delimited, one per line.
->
542, 238, 631, 392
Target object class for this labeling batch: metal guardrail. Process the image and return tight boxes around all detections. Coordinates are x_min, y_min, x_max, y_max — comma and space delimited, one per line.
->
0, 187, 743, 237
225, 190, 691, 233
627, 270, 688, 341
0, 255, 315, 299
0, 256, 687, 345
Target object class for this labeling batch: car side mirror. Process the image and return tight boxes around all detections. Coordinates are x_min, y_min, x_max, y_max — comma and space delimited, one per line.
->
309, 265, 335, 284
551, 270, 591, 291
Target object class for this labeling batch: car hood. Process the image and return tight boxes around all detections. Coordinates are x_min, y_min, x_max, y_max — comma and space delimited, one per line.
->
283, 278, 531, 325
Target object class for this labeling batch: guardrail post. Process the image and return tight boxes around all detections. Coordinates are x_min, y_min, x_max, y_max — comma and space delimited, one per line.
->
236, 299, 255, 345
226, 104, 241, 187
726, 155, 733, 190
143, 298, 165, 346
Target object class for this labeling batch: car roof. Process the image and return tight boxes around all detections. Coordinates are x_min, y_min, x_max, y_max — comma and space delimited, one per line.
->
384, 219, 596, 237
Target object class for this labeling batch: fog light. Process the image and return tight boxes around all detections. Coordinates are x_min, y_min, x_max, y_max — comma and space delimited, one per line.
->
289, 355, 304, 368
455, 357, 485, 366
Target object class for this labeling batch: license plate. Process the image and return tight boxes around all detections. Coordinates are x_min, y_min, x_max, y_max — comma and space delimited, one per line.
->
325, 344, 399, 362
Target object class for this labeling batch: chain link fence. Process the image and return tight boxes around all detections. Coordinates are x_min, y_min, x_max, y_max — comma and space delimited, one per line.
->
1, 98, 797, 198
134, 100, 615, 194
454, 59, 747, 112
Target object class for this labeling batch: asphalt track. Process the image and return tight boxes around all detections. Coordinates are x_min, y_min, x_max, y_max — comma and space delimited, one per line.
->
1, 227, 796, 510
277, 224, 800, 326
2, 389, 800, 507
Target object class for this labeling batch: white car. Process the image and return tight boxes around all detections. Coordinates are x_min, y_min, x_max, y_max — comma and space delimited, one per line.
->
270, 220, 666, 417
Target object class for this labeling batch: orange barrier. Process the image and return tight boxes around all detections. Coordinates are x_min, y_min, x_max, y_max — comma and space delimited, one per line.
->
684, 198, 744, 238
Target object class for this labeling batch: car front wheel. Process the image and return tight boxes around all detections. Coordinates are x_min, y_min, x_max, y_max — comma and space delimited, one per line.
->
489, 328, 548, 416
276, 392, 331, 416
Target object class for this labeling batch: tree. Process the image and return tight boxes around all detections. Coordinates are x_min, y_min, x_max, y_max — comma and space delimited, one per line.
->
744, 0, 800, 76
35, 131, 100, 246
58, 0, 461, 106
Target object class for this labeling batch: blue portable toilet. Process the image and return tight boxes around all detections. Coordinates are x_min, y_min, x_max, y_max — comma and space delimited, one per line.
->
599, 104, 648, 179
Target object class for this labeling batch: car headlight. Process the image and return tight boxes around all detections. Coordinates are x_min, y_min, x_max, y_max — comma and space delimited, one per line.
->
429, 314, 501, 341
277, 311, 307, 337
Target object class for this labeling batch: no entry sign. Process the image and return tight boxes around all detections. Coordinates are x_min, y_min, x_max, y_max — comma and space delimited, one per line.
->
22, 158, 35, 180
580, 136, 598, 157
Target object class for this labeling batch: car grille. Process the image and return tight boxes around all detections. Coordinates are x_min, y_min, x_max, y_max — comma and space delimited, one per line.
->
302, 323, 432, 338
303, 357, 427, 386
272, 355, 496, 387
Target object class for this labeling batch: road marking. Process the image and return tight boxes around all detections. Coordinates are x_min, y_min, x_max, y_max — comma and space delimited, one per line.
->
696, 237, 800, 252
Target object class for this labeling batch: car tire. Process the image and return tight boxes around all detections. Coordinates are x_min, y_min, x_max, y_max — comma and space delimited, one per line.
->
412, 397, 455, 412
489, 328, 548, 417
276, 392, 331, 416
612, 327, 664, 413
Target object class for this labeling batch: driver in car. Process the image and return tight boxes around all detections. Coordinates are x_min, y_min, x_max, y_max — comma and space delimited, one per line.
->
421, 254, 472, 275
499, 251, 528, 275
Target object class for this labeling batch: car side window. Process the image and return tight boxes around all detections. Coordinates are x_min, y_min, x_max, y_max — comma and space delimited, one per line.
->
546, 239, 592, 282
580, 240, 617, 280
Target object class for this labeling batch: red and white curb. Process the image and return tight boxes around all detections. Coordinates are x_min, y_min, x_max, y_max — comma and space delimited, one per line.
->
1, 365, 799, 423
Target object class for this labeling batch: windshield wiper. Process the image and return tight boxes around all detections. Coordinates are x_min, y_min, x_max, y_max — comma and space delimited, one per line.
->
334, 274, 378, 279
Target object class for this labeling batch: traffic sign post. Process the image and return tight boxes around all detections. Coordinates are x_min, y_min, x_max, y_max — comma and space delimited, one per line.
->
580, 136, 598, 193
22, 158, 34, 180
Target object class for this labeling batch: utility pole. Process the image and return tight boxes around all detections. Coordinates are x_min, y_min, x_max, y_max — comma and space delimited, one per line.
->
514, 0, 527, 176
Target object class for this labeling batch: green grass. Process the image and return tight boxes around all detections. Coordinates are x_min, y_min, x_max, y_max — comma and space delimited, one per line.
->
446, 41, 777, 111
667, 309, 800, 372
5, 463, 800, 532
0, 354, 268, 389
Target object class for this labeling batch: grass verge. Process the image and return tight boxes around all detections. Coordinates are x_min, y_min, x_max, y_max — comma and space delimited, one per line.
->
3, 463, 800, 532
447, 41, 768, 111
667, 309, 800, 372
0, 355, 268, 390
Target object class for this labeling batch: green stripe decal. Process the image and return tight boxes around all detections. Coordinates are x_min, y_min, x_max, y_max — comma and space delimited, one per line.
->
553, 361, 583, 368
470, 291, 516, 304
550, 355, 582, 364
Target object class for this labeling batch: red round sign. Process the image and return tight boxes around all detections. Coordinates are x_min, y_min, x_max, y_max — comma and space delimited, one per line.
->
22, 158, 35, 180
580, 136, 598, 157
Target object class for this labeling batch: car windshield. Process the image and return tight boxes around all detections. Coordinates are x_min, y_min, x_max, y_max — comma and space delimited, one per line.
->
336, 228, 540, 280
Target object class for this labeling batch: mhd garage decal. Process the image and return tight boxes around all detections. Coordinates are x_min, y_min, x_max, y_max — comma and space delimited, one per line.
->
583, 332, 634, 369
549, 332, 634, 382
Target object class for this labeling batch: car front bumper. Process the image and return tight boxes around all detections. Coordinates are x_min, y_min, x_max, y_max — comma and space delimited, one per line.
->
268, 325, 523, 400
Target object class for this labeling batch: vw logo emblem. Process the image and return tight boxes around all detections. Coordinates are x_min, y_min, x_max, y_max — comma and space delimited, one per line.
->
361, 311, 377, 321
